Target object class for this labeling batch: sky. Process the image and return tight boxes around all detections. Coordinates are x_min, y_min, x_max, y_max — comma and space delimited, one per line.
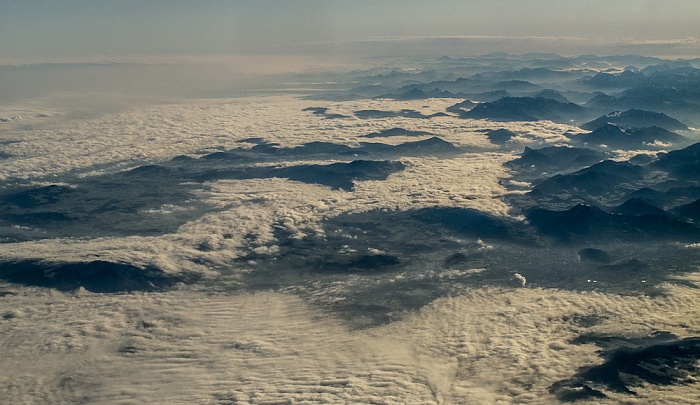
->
2, 0, 700, 62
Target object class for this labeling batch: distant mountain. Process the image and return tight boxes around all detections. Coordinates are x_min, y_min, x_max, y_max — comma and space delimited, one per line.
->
460, 96, 589, 123
628, 153, 656, 165
672, 199, 700, 222
642, 60, 696, 74
585, 67, 700, 126
584, 70, 646, 89
411, 207, 516, 240
506, 146, 607, 174
612, 198, 669, 217
238, 137, 460, 159
190, 159, 407, 191
527, 203, 700, 241
360, 137, 460, 156
627, 186, 700, 210
354, 109, 448, 119
302, 106, 349, 119
492, 80, 542, 92
528, 160, 646, 202
572, 123, 685, 150
380, 87, 457, 100
488, 67, 582, 83
468, 90, 511, 102
446, 99, 476, 114
531, 89, 570, 103
247, 141, 354, 156
347, 84, 395, 98
652, 142, 700, 178
362, 127, 433, 138
354, 109, 400, 119
273, 160, 406, 191
580, 109, 688, 131
484, 128, 516, 145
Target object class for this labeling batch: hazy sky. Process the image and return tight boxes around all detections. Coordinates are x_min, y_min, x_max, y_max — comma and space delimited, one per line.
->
2, 0, 700, 62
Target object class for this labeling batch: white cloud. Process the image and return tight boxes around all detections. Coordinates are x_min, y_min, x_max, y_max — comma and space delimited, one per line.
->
0, 96, 541, 271
2, 93, 698, 404
1, 278, 699, 403
0, 95, 580, 181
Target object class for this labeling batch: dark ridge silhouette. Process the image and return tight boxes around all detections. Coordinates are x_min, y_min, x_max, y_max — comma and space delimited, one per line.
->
371, 136, 459, 155
121, 164, 174, 178
572, 123, 685, 150
672, 199, 700, 223
577, 248, 612, 264
1, 184, 76, 209
303, 106, 349, 119
531, 89, 570, 103
411, 207, 514, 240
248, 143, 284, 154
626, 186, 700, 210
290, 141, 355, 155
628, 153, 656, 165
652, 142, 700, 178
171, 154, 195, 162
273, 160, 406, 191
239, 137, 459, 158
460, 96, 588, 123
302, 106, 328, 115
492, 80, 541, 92
484, 128, 516, 145
506, 146, 607, 173
324, 113, 350, 120
0, 260, 198, 293
528, 160, 646, 200
196, 161, 402, 190
558, 158, 645, 179
461, 100, 537, 121
202, 151, 237, 160
362, 127, 433, 138
527, 204, 608, 237
584, 67, 700, 126
381, 87, 457, 100
507, 147, 553, 169
377, 76, 473, 98
580, 109, 688, 132
390, 88, 428, 100
552, 333, 700, 401
612, 198, 669, 216
470, 90, 511, 102
526, 203, 700, 241
446, 99, 476, 114
354, 109, 397, 119
584, 69, 646, 89
354, 109, 446, 119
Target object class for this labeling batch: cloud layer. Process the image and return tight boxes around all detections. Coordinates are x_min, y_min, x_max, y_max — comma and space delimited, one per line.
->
2, 276, 699, 403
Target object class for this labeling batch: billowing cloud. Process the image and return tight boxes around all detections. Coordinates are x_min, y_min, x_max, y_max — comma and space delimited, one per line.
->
2, 58, 699, 405
1, 276, 699, 403
0, 96, 571, 270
